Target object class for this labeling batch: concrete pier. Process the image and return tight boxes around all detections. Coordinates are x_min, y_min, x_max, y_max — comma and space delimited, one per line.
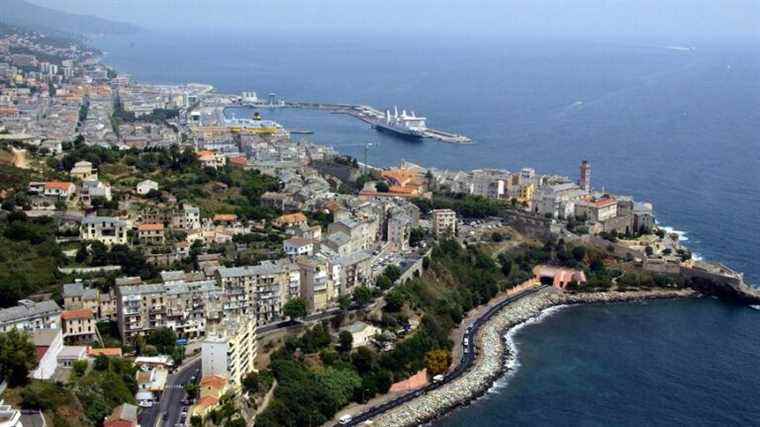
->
241, 101, 473, 144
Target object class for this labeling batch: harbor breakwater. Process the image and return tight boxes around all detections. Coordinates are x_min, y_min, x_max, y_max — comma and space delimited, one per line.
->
371, 287, 697, 427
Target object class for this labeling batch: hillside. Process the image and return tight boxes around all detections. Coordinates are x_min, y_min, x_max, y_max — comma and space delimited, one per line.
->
1, 0, 139, 35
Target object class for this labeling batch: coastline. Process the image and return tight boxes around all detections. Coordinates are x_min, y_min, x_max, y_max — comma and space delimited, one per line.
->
370, 287, 697, 427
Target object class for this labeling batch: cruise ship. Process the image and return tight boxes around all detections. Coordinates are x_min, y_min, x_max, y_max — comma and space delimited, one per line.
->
372, 107, 427, 140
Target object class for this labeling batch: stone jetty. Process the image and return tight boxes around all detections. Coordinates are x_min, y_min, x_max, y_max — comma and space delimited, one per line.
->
371, 287, 696, 427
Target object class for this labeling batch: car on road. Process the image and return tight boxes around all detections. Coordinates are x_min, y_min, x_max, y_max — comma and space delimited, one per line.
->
432, 374, 445, 383
339, 414, 353, 425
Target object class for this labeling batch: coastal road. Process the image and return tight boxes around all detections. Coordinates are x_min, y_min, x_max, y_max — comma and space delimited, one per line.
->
139, 357, 201, 427
341, 285, 549, 426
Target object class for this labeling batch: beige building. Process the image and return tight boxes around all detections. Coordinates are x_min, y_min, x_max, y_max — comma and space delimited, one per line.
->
216, 260, 300, 324
80, 216, 128, 246
138, 223, 165, 245
201, 315, 257, 387
431, 209, 457, 236
115, 279, 224, 341
70, 160, 96, 181
61, 308, 96, 343
296, 256, 337, 311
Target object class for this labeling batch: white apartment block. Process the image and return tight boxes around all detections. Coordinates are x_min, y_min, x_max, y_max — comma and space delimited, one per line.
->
201, 315, 257, 387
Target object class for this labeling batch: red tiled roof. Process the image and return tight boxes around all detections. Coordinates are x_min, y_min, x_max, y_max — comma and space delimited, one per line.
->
200, 375, 227, 390
138, 223, 164, 231
213, 214, 237, 222
88, 347, 122, 357
45, 181, 74, 191
62, 308, 93, 320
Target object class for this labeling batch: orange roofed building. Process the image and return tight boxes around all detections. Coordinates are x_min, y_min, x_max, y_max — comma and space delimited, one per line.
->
533, 265, 587, 290
273, 212, 308, 228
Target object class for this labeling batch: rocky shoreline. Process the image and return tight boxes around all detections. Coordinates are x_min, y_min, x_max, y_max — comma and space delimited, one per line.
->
371, 287, 697, 427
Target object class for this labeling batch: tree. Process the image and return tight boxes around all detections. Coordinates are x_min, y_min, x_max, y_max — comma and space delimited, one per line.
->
190, 416, 203, 427
337, 295, 352, 311
375, 181, 390, 193
146, 327, 177, 354
283, 297, 308, 320
572, 246, 587, 262
352, 286, 373, 307
425, 349, 452, 376
409, 227, 425, 247
338, 331, 353, 353
375, 275, 393, 290
645, 245, 654, 257
242, 372, 259, 394
225, 418, 246, 427
384, 290, 404, 312
383, 265, 402, 283
184, 382, 200, 399
0, 329, 37, 386
72, 360, 88, 377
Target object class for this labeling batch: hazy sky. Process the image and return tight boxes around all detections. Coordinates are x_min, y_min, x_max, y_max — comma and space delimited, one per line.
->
27, 0, 760, 40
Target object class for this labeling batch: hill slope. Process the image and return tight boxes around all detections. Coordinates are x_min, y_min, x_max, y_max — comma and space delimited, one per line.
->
1, 0, 139, 35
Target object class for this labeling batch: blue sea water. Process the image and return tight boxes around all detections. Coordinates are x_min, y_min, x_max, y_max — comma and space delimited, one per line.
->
93, 30, 760, 425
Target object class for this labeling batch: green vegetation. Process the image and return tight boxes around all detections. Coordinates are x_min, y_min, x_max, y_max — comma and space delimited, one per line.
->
413, 192, 505, 219
283, 297, 308, 320
0, 212, 65, 307
0, 329, 37, 386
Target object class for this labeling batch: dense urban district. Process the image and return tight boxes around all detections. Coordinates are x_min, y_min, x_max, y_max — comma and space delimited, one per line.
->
0, 23, 752, 427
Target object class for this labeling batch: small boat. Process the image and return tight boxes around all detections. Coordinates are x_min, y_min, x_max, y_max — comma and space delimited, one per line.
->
749, 305, 760, 311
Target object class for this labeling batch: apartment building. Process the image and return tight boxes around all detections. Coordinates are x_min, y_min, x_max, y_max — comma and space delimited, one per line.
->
201, 315, 257, 387
215, 260, 300, 324
0, 299, 62, 333
296, 256, 337, 311
137, 223, 165, 245
431, 209, 457, 236
115, 280, 224, 341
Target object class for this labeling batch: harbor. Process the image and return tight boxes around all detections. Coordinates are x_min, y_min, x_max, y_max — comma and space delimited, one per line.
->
238, 99, 473, 144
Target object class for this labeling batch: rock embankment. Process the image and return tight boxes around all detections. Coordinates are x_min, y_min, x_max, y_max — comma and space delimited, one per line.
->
371, 287, 696, 427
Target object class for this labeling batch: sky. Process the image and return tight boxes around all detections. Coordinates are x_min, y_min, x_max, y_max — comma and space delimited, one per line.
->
26, 0, 760, 40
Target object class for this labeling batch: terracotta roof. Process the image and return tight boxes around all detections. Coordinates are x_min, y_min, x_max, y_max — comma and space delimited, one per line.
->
590, 197, 617, 208
138, 223, 164, 231
195, 395, 220, 410
61, 308, 93, 320
200, 375, 228, 390
274, 212, 307, 225
213, 214, 238, 222
45, 181, 74, 191
88, 347, 122, 357
229, 156, 247, 167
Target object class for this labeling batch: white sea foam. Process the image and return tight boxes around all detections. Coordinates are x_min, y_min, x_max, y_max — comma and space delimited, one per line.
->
486, 304, 569, 394
658, 225, 689, 242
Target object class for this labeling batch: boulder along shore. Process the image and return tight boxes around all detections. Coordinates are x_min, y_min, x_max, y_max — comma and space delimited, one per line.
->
371, 287, 697, 427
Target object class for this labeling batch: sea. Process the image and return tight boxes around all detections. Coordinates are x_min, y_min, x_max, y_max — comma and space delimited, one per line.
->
93, 30, 760, 426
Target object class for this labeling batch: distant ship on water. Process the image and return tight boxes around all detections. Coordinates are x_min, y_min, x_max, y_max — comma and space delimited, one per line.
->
372, 107, 427, 140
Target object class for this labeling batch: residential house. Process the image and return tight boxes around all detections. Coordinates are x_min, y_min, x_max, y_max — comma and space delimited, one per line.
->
137, 223, 165, 245
283, 237, 314, 257
136, 179, 158, 196
80, 216, 128, 245
340, 321, 380, 349
272, 212, 308, 229
103, 403, 139, 427
30, 329, 63, 380
43, 181, 76, 199
70, 160, 96, 181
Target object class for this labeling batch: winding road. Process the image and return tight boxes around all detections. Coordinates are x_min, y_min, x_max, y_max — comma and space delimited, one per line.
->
342, 285, 548, 426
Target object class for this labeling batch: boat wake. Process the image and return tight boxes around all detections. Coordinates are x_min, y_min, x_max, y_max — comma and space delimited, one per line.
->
486, 304, 569, 395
